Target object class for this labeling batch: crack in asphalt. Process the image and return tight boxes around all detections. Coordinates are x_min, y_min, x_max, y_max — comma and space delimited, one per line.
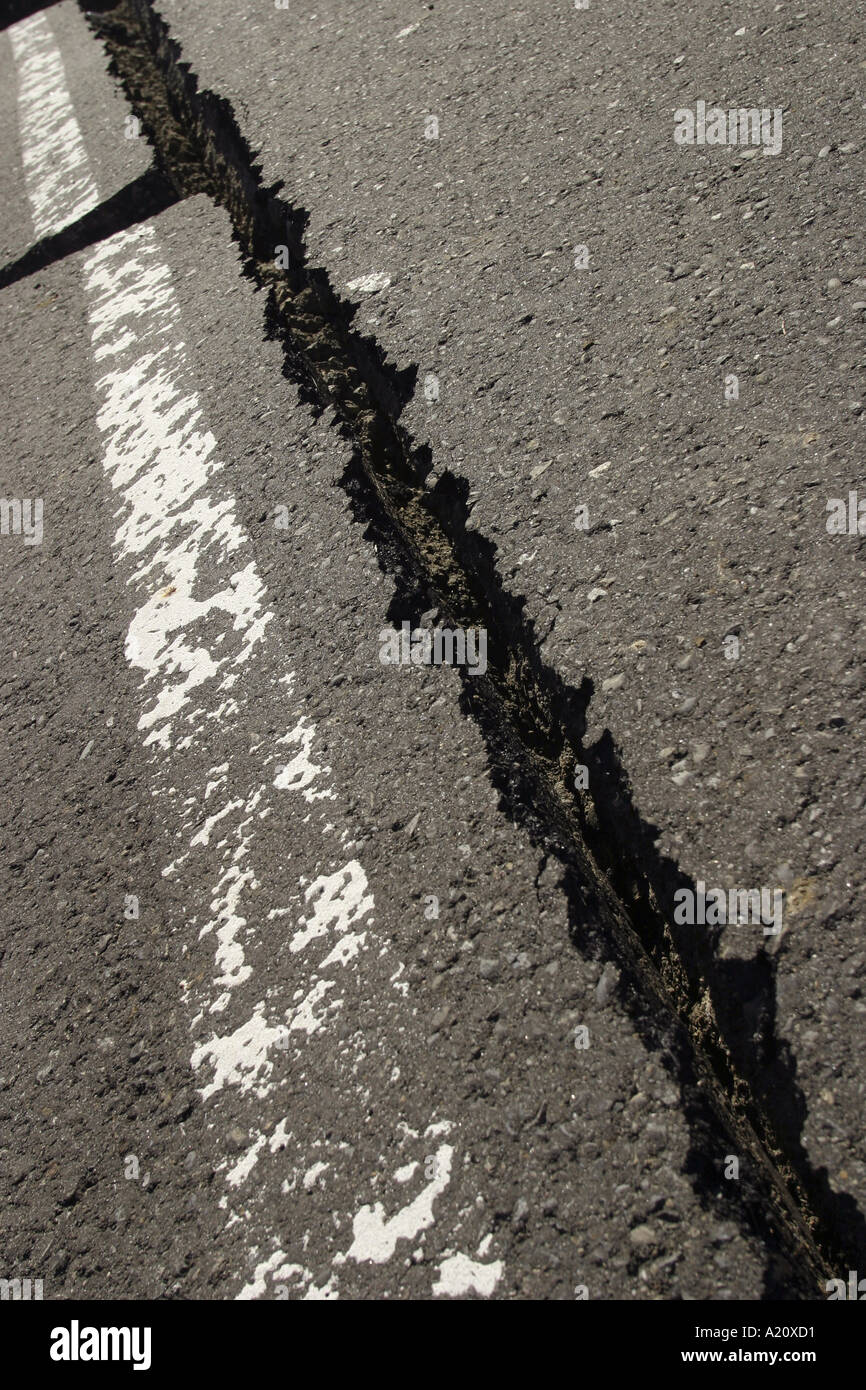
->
73, 0, 866, 1297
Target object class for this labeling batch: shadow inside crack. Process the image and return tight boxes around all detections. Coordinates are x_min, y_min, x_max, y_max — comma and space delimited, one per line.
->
334, 433, 866, 1296
329, 422, 863, 1298
579, 727, 866, 1288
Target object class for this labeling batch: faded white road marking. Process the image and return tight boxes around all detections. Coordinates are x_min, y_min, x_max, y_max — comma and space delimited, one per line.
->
10, 11, 502, 1300
433, 1252, 504, 1298
344, 1143, 454, 1265
10, 14, 98, 237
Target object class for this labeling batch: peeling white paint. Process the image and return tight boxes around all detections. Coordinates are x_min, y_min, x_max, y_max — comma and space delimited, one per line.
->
191, 1006, 288, 1101
274, 718, 335, 801
347, 1144, 454, 1264
433, 1252, 503, 1298
303, 1161, 329, 1191
290, 863, 374, 955
226, 1133, 267, 1188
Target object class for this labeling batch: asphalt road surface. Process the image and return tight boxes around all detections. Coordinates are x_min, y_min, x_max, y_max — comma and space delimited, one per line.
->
1, 0, 864, 1307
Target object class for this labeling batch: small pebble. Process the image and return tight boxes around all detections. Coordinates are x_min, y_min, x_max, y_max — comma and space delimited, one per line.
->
595, 963, 618, 1006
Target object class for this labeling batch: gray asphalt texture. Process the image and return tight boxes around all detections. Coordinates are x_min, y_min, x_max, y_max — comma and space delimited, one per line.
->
1, 0, 864, 1300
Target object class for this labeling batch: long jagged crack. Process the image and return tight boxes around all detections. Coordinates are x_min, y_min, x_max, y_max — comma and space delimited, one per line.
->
77, 0, 866, 1297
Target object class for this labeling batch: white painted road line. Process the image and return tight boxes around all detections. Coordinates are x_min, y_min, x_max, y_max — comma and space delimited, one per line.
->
10, 12, 98, 238
9, 11, 503, 1298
